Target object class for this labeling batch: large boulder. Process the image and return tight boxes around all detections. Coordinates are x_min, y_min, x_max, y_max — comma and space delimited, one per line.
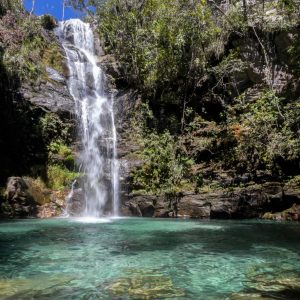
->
2, 177, 38, 217
65, 188, 85, 216
262, 204, 300, 221
0, 177, 67, 218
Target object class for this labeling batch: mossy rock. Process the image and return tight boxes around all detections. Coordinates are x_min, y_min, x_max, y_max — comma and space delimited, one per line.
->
262, 204, 300, 221
105, 269, 184, 299
246, 263, 300, 293
0, 276, 73, 298
226, 293, 273, 300
23, 177, 52, 205
42, 43, 65, 76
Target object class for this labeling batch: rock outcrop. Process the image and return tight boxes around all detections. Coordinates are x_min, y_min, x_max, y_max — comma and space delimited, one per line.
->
1, 177, 38, 217
0, 177, 66, 218
121, 182, 300, 220
21, 67, 74, 117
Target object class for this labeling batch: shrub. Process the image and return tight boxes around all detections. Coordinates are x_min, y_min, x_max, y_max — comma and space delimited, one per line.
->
47, 165, 79, 190
40, 113, 72, 144
40, 14, 56, 31
48, 142, 75, 168
131, 131, 193, 195
227, 90, 300, 175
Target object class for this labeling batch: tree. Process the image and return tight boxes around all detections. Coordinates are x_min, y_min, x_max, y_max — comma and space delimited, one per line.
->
30, 0, 35, 15
62, 0, 66, 20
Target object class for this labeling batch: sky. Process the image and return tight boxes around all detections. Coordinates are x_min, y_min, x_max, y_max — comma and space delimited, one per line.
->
24, 0, 86, 20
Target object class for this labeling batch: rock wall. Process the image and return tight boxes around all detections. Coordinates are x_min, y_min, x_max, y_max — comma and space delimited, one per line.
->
122, 182, 300, 221
0, 14, 76, 218
108, 26, 300, 221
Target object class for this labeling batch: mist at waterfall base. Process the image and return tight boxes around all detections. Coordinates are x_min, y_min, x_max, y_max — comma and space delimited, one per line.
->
56, 19, 119, 219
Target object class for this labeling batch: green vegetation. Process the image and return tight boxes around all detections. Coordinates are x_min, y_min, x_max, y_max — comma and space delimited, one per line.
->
131, 131, 193, 195
226, 90, 300, 176
99, 0, 222, 98
0, 3, 75, 191
24, 177, 51, 205
48, 141, 75, 169
40, 14, 56, 31
288, 175, 300, 186
46, 140, 79, 190
0, 6, 65, 81
91, 0, 300, 194
40, 113, 73, 145
47, 164, 79, 190
0, 0, 22, 16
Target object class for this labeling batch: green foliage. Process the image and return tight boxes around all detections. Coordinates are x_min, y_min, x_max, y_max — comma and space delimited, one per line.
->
288, 175, 300, 186
1, 10, 65, 81
48, 142, 73, 158
1, 15, 44, 79
131, 131, 193, 195
287, 31, 300, 75
180, 115, 220, 163
78, 0, 300, 190
40, 113, 72, 144
212, 49, 248, 92
194, 173, 204, 193
48, 142, 75, 168
42, 42, 65, 75
227, 91, 300, 174
40, 14, 56, 30
24, 176, 51, 205
98, 0, 222, 96
47, 164, 79, 190
0, 0, 22, 16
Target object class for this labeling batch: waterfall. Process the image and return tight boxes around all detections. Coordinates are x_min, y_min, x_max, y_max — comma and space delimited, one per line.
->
56, 19, 119, 217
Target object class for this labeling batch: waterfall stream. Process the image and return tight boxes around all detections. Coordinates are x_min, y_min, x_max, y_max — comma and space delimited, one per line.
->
56, 19, 119, 217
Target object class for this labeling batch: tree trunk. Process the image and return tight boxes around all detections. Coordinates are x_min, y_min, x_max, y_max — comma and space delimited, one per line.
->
242, 0, 247, 21
62, 0, 66, 21
30, 0, 35, 15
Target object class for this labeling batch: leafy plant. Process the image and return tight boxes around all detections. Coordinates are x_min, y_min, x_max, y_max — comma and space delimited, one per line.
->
131, 131, 193, 195
40, 14, 56, 30
47, 164, 79, 190
40, 113, 72, 144
48, 142, 75, 168
227, 90, 300, 175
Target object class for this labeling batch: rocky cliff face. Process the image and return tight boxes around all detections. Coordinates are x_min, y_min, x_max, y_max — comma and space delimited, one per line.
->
101, 23, 300, 221
121, 182, 300, 221
0, 11, 76, 218
1, 7, 300, 220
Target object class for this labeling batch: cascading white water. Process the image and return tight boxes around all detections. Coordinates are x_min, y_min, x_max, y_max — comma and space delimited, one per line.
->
56, 19, 119, 217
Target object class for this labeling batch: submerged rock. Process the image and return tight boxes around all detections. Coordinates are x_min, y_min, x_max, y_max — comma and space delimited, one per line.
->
226, 293, 273, 299
0, 275, 73, 299
105, 269, 184, 300
242, 263, 300, 299
247, 274, 300, 293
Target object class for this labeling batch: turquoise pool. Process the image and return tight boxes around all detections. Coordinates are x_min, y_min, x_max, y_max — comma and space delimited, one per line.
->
0, 218, 299, 299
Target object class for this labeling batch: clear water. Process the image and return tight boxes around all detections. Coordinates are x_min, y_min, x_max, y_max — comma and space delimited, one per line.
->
0, 218, 299, 299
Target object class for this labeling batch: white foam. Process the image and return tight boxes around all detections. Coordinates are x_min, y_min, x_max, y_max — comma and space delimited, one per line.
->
70, 217, 112, 224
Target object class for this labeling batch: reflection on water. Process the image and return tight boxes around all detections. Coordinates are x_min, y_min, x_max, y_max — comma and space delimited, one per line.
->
0, 218, 299, 299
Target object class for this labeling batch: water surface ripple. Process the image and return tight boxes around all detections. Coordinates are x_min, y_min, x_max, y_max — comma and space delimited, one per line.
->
0, 218, 299, 299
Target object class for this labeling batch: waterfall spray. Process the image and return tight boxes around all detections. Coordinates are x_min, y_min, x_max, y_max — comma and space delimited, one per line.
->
57, 19, 119, 217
